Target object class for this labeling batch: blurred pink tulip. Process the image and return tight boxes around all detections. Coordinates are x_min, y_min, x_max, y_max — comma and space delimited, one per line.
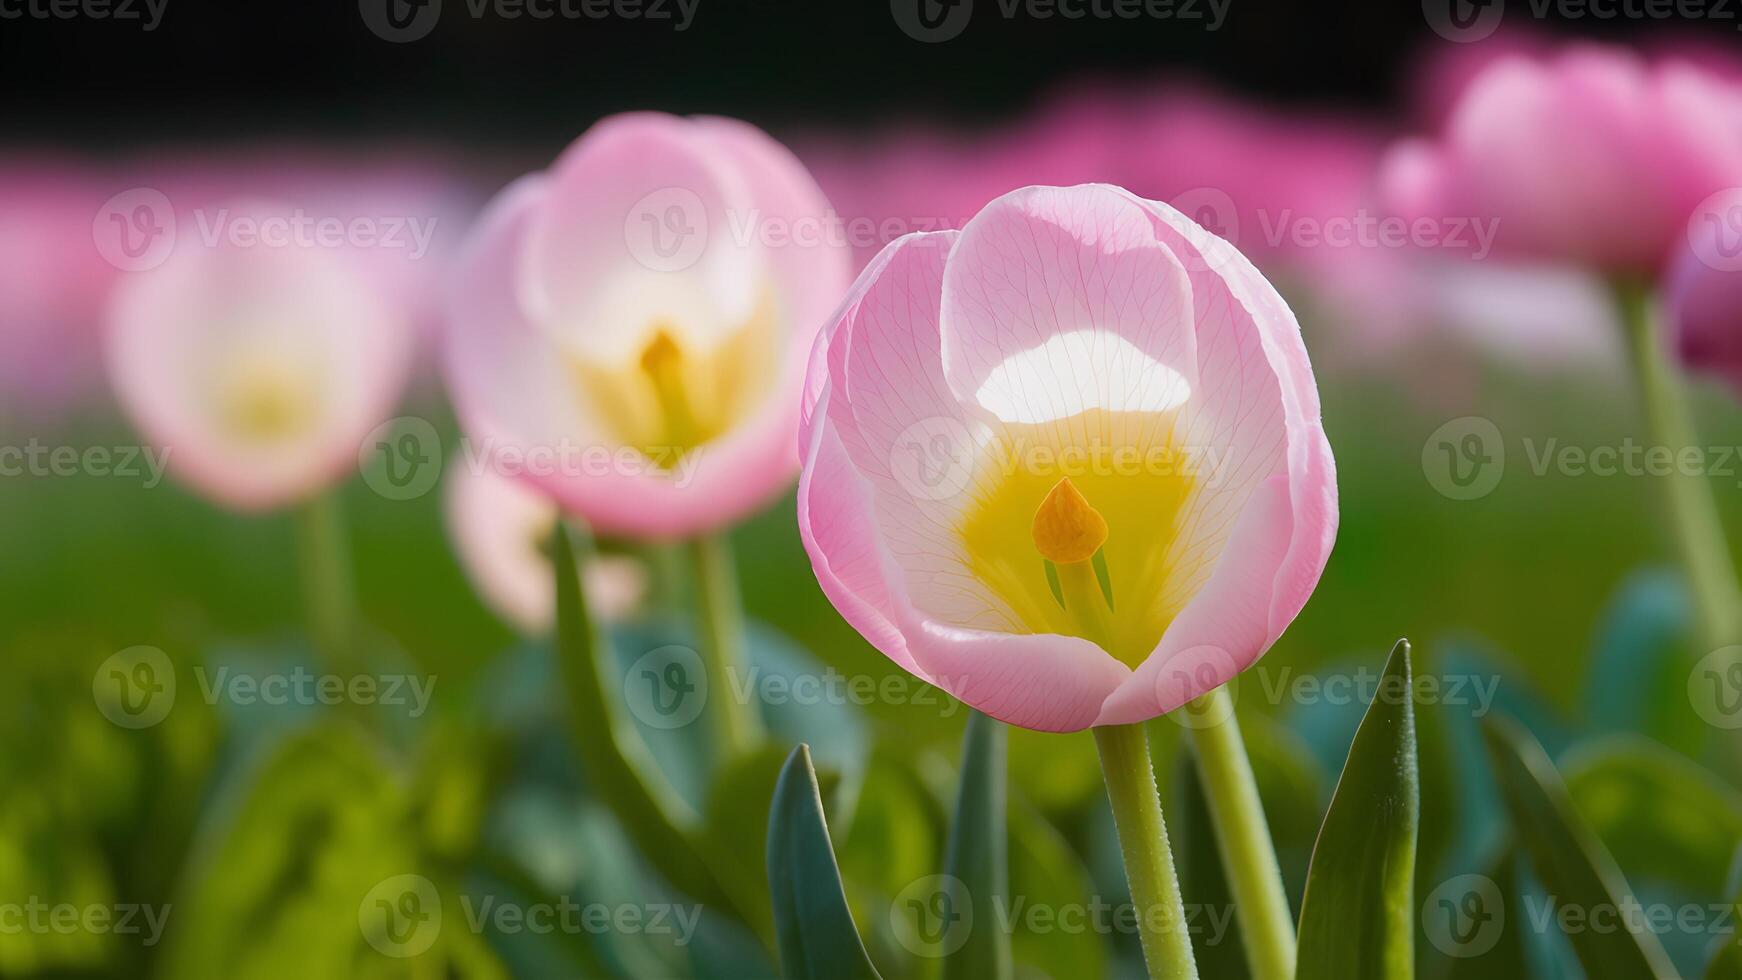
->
105, 199, 417, 511
0, 164, 117, 424
1667, 239, 1742, 394
444, 113, 852, 539
797, 185, 1337, 731
444, 460, 646, 632
1383, 43, 1742, 275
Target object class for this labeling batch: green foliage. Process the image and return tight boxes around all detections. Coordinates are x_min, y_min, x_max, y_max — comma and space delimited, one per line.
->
767, 745, 883, 980
1481, 715, 1677, 980
1296, 640, 1419, 980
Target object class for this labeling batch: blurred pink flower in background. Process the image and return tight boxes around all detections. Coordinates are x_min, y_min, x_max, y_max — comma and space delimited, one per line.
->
444, 112, 852, 539
1383, 43, 1742, 276
106, 199, 418, 511
798, 185, 1336, 731
444, 460, 646, 632
1667, 237, 1742, 395
0, 164, 117, 425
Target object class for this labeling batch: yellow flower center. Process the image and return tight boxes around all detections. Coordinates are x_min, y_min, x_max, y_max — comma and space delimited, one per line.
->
959, 409, 1200, 668
571, 284, 780, 467
218, 358, 320, 443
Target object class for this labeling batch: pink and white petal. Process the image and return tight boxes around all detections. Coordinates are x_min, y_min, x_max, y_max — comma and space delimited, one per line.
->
797, 414, 925, 678
804, 229, 952, 462
518, 112, 763, 361
1138, 188, 1337, 624
939, 185, 1197, 444
690, 115, 854, 366
444, 176, 604, 470
1084, 192, 1338, 724
824, 231, 1023, 632
901, 617, 1132, 733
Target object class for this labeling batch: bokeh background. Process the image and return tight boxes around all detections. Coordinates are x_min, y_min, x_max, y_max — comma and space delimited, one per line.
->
5, 1, 1742, 977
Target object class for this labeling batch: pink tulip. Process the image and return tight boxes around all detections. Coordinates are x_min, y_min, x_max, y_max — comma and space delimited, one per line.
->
106, 199, 416, 511
444, 113, 852, 539
1667, 238, 1742, 394
443, 460, 647, 632
797, 184, 1337, 732
1382, 43, 1742, 275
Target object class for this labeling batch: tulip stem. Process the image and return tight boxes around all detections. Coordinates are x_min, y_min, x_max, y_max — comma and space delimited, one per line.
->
1184, 685, 1296, 979
297, 490, 359, 681
688, 532, 763, 757
1617, 283, 1742, 650
1094, 722, 1199, 980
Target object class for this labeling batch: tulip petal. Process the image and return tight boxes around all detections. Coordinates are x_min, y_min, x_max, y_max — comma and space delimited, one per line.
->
940, 185, 1197, 433
1091, 192, 1340, 724
797, 418, 923, 679
689, 115, 851, 364
519, 112, 763, 361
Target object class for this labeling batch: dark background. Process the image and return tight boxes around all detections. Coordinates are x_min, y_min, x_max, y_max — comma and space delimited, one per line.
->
6, 0, 1726, 148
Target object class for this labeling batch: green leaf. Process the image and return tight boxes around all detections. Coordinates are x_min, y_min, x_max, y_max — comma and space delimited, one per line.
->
1296, 639, 1419, 980
551, 525, 764, 938
942, 710, 1013, 980
1480, 714, 1677, 979
1562, 735, 1742, 898
767, 744, 883, 980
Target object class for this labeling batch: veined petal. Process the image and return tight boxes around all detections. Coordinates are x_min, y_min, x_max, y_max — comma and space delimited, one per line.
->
940, 185, 1197, 440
